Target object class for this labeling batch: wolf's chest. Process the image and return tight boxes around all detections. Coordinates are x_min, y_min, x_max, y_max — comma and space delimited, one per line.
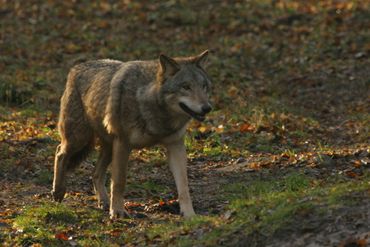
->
128, 128, 156, 148
127, 124, 187, 148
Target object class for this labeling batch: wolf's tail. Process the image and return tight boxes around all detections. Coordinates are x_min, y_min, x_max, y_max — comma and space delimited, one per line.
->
66, 142, 93, 171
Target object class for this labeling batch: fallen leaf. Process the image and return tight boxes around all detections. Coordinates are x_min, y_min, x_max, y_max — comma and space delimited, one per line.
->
109, 229, 122, 237
227, 85, 238, 97
125, 201, 143, 207
97, 20, 110, 29
240, 123, 254, 132
198, 126, 208, 133
345, 170, 358, 178
65, 43, 80, 54
30, 244, 42, 247
339, 237, 367, 247
248, 162, 261, 170
55, 232, 68, 241
353, 160, 361, 168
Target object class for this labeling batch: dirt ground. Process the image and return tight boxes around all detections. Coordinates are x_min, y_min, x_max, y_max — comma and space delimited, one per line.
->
0, 1, 369, 246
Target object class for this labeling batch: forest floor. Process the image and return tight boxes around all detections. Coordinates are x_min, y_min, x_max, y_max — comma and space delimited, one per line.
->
0, 1, 369, 246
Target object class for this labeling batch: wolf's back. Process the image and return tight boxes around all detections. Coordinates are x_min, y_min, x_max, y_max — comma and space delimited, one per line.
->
70, 59, 123, 96
59, 59, 158, 137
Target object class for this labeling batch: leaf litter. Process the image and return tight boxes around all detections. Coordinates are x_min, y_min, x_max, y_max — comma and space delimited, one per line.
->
0, 0, 369, 246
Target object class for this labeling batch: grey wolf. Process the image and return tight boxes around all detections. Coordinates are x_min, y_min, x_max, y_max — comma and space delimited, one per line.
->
52, 51, 212, 218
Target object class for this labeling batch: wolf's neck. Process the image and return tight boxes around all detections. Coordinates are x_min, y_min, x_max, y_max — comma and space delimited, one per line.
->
138, 85, 189, 137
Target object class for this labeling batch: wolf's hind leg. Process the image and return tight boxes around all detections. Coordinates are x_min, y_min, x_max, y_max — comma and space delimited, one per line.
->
52, 124, 93, 203
93, 144, 112, 210
52, 141, 93, 202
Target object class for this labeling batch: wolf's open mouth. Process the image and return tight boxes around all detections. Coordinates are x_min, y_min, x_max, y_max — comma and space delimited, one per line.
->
179, 103, 206, 121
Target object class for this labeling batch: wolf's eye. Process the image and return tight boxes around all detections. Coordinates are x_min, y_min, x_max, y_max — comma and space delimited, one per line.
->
182, 85, 191, 91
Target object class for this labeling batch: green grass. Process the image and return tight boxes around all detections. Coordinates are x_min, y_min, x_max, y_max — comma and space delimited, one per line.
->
12, 201, 130, 246
33, 169, 53, 185
13, 203, 78, 246
127, 172, 369, 246
126, 180, 170, 197
9, 170, 369, 246
224, 172, 310, 200
1, 0, 369, 246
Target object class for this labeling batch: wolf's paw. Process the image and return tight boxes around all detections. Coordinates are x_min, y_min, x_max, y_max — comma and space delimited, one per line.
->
109, 208, 131, 220
51, 188, 66, 202
98, 200, 109, 211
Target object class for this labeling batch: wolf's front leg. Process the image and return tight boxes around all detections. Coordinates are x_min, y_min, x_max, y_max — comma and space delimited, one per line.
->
165, 140, 195, 217
110, 138, 131, 219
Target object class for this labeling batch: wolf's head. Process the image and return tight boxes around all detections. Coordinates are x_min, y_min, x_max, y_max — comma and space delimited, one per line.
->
157, 50, 212, 122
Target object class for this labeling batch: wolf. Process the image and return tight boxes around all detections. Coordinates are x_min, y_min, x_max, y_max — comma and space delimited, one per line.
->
52, 50, 212, 218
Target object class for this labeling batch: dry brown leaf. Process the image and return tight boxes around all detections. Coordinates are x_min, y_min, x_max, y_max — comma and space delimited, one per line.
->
55, 232, 68, 241
240, 123, 254, 133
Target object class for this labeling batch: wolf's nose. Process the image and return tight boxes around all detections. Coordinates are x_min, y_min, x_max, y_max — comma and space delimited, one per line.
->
201, 104, 212, 114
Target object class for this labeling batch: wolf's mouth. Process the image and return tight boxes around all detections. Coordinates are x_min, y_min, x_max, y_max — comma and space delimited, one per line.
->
179, 103, 206, 121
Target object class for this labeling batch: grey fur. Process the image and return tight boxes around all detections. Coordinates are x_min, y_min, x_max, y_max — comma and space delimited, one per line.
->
52, 51, 212, 218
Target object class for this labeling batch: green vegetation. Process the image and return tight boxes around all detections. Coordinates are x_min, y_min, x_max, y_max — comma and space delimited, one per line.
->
9, 172, 368, 246
0, 1, 369, 246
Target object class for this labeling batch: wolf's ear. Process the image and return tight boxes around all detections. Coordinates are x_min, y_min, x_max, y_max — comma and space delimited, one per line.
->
194, 50, 209, 68
159, 54, 180, 78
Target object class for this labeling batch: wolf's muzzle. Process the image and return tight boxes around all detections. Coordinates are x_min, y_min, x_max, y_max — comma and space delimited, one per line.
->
179, 102, 211, 122
201, 104, 212, 114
